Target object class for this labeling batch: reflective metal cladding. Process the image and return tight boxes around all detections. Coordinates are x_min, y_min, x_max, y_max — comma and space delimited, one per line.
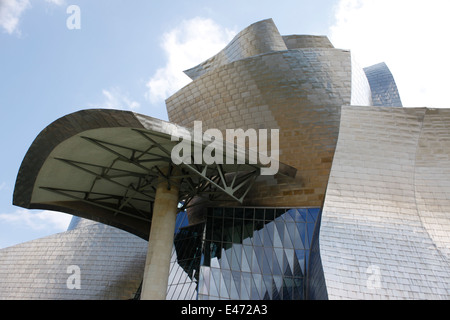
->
2, 18, 449, 300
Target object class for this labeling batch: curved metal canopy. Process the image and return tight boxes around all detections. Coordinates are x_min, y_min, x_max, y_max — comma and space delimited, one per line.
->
14, 109, 296, 239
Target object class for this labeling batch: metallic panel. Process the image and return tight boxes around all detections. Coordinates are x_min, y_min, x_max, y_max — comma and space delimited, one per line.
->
321, 106, 450, 299
167, 25, 356, 210
363, 62, 403, 107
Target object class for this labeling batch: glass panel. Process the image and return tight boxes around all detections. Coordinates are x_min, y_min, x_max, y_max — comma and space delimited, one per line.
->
282, 277, 293, 300
231, 271, 241, 299
255, 209, 265, 220
231, 244, 242, 271
232, 217, 244, 244
262, 247, 273, 275
220, 247, 230, 269
283, 248, 294, 277
297, 222, 308, 248
265, 209, 275, 221
243, 220, 254, 245
295, 249, 306, 276
244, 208, 254, 220
253, 227, 263, 247
199, 266, 210, 296
241, 272, 251, 300
287, 221, 303, 250
262, 275, 273, 299
292, 251, 303, 277
275, 209, 286, 220
212, 217, 222, 242
286, 209, 296, 222
213, 207, 224, 217
308, 208, 320, 223
220, 269, 231, 299
253, 246, 264, 274
251, 273, 262, 300
223, 218, 234, 243
234, 207, 244, 219
272, 247, 283, 276
263, 222, 274, 247
224, 207, 233, 218
170, 206, 322, 301
273, 220, 284, 248
293, 278, 304, 300
241, 245, 252, 273
307, 222, 316, 245
209, 267, 220, 298
296, 208, 307, 222
272, 275, 282, 300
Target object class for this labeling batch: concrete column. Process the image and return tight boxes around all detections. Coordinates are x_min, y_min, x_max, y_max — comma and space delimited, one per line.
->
141, 168, 180, 300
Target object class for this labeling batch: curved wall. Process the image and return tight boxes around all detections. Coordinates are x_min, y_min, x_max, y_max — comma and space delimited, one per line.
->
363, 62, 403, 107
0, 221, 147, 299
167, 26, 355, 209
321, 106, 450, 299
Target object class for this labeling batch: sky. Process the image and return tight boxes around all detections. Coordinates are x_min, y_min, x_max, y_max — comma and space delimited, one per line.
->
1, 0, 449, 249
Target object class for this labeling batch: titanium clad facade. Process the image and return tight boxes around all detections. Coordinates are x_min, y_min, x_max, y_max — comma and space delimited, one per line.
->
3, 18, 449, 300
0, 220, 146, 300
363, 62, 403, 107
167, 18, 363, 209
320, 106, 450, 299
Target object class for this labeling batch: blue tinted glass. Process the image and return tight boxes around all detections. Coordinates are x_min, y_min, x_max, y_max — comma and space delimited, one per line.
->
251, 247, 262, 274
272, 247, 283, 276
274, 220, 285, 247
172, 206, 322, 301
210, 267, 220, 297
296, 209, 307, 222
241, 272, 251, 300
263, 222, 274, 247
220, 269, 231, 299
251, 273, 262, 300
231, 244, 242, 271
307, 223, 316, 244
308, 208, 320, 222
286, 209, 296, 222
297, 222, 308, 248
231, 271, 241, 299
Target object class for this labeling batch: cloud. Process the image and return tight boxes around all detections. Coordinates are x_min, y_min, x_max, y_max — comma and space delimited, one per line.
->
92, 87, 141, 111
0, 0, 31, 34
0, 0, 64, 35
0, 209, 71, 231
330, 0, 450, 109
145, 17, 236, 104
44, 0, 64, 5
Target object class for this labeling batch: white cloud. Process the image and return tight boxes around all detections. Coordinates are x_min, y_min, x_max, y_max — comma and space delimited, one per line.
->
145, 17, 236, 104
93, 87, 141, 111
330, 0, 450, 108
44, 0, 64, 5
0, 0, 64, 34
0, 209, 71, 231
0, 0, 31, 34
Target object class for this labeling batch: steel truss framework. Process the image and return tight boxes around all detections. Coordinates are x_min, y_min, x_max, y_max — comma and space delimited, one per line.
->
39, 128, 263, 225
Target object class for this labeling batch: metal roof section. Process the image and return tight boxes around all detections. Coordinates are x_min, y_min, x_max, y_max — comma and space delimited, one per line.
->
13, 109, 295, 239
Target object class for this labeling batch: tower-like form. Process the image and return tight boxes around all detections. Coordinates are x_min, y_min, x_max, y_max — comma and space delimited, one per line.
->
2, 19, 449, 300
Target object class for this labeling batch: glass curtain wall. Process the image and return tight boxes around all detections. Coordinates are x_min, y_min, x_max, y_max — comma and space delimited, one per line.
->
167, 207, 320, 300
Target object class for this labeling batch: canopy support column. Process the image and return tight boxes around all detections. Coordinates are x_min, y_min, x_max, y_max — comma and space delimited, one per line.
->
140, 167, 180, 300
